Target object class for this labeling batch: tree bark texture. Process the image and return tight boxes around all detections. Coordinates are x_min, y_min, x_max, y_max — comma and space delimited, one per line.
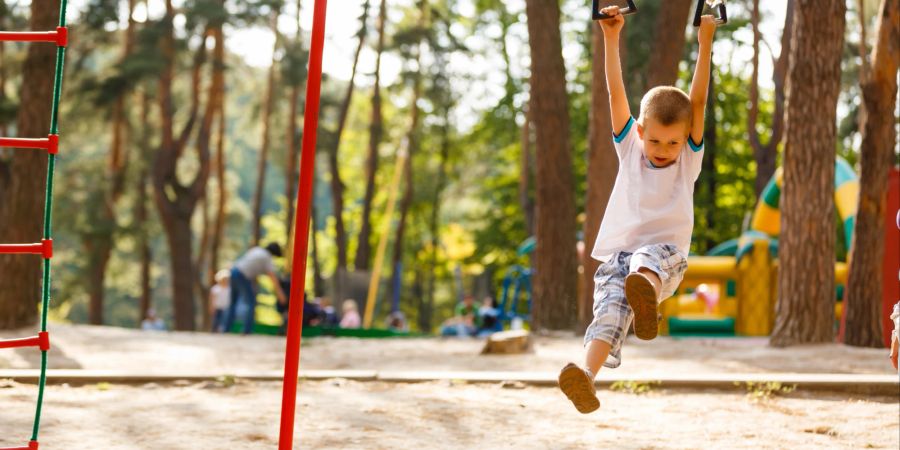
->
645, 0, 694, 89
845, 0, 899, 348
355, 0, 387, 271
580, 23, 619, 333
0, 3, 58, 329
524, 0, 579, 331
771, 0, 846, 347
519, 102, 535, 237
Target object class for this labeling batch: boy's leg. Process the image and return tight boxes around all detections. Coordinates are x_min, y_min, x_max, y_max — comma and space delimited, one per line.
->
584, 339, 612, 376
626, 245, 688, 340
559, 254, 631, 414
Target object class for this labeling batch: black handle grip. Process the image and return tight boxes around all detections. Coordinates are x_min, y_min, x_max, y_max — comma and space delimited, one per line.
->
593, 0, 638, 21
693, 0, 728, 27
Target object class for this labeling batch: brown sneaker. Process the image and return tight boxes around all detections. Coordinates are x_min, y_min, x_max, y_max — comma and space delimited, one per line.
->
625, 272, 659, 340
558, 363, 600, 414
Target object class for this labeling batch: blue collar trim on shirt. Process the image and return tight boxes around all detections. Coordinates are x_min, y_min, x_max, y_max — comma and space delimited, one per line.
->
613, 116, 635, 143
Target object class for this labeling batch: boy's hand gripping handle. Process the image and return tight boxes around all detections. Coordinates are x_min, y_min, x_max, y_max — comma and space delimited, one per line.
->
593, 0, 638, 21
693, 0, 728, 27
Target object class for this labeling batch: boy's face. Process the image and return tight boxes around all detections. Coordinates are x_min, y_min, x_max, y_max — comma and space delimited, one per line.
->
636, 117, 690, 168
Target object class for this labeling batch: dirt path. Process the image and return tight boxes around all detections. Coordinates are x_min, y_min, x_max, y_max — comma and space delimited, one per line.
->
1, 324, 895, 376
0, 379, 896, 449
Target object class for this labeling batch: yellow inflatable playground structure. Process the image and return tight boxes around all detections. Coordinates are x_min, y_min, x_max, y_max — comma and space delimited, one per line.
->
661, 158, 858, 336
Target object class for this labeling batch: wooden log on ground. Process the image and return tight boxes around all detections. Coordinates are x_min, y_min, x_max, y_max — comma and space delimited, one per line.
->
481, 330, 534, 355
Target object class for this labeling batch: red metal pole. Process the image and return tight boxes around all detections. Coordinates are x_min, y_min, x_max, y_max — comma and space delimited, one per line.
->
278, 0, 327, 448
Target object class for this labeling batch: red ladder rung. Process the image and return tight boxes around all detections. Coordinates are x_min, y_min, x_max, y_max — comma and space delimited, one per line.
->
0, 441, 39, 450
0, 332, 50, 351
0, 135, 59, 154
0, 27, 67, 47
0, 239, 53, 259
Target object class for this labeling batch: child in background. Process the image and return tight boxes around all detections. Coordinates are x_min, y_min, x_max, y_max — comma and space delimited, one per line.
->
558, 7, 718, 414
340, 299, 361, 329
209, 269, 231, 333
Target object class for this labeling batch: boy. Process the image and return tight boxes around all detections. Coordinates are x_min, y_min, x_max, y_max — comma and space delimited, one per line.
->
558, 7, 717, 413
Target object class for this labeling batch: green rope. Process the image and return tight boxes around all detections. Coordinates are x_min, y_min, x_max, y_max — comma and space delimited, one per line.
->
31, 0, 68, 442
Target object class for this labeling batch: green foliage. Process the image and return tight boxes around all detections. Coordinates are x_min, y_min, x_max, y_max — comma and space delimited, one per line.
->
0, 0, 870, 332
736, 381, 796, 402
609, 380, 660, 395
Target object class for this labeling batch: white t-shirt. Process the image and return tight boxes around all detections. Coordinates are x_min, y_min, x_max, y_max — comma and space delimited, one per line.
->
210, 284, 231, 310
591, 116, 704, 261
235, 246, 276, 279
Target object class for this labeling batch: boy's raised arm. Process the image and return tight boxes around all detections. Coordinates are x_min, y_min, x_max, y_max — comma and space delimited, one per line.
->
598, 8, 631, 134
689, 16, 717, 145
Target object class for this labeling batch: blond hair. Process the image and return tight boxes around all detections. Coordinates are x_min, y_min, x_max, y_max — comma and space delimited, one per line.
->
639, 86, 692, 128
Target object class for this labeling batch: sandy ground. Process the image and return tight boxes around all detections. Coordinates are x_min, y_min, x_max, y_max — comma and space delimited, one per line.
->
1, 324, 898, 449
0, 323, 896, 375
0, 379, 897, 450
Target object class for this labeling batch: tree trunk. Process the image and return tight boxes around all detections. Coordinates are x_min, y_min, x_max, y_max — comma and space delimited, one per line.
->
845, 0, 899, 348
210, 76, 227, 289
137, 93, 153, 322
0, 7, 7, 137
137, 168, 152, 322
355, 0, 387, 271
645, 0, 694, 89
329, 1, 370, 277
519, 101, 535, 237
195, 194, 211, 327
425, 121, 450, 334
389, 0, 426, 314
310, 201, 325, 297
771, 0, 846, 347
749, 0, 792, 198
85, 237, 112, 325
524, 0, 579, 331
700, 59, 717, 252
85, 0, 138, 325
251, 11, 280, 246
152, 3, 219, 330
0, 3, 58, 329
580, 23, 619, 333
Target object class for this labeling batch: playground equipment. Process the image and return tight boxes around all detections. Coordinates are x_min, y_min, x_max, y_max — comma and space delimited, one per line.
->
497, 265, 533, 325
592, 0, 637, 21
694, 0, 728, 27
662, 158, 860, 337
277, 0, 326, 447
592, 0, 728, 26
0, 2, 69, 449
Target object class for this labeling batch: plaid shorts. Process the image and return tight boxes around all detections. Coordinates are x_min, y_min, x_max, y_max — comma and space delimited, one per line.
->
584, 244, 688, 368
